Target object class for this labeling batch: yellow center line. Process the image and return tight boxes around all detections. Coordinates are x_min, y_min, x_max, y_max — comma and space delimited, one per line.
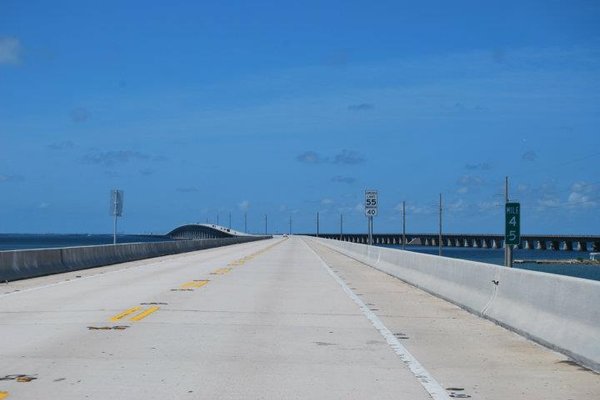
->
0, 391, 9, 399
110, 306, 142, 322
130, 306, 160, 322
211, 268, 232, 275
180, 280, 209, 289
228, 261, 244, 266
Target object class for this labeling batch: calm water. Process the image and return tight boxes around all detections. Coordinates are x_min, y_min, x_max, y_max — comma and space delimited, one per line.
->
380, 245, 600, 282
0, 233, 172, 251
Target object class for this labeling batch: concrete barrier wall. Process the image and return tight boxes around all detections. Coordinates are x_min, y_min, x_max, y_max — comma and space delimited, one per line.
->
313, 238, 600, 372
0, 237, 269, 282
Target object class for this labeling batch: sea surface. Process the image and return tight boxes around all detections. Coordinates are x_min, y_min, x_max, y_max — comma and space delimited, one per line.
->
0, 233, 172, 251
380, 245, 600, 281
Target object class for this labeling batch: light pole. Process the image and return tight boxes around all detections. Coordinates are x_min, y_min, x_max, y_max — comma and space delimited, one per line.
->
316, 212, 320, 237
402, 200, 406, 250
438, 193, 443, 256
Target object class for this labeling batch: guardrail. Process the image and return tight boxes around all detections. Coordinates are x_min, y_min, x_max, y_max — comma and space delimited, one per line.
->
311, 237, 600, 372
0, 236, 270, 282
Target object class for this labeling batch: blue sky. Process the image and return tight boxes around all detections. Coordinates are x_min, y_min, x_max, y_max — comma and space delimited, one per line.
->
1, 1, 599, 235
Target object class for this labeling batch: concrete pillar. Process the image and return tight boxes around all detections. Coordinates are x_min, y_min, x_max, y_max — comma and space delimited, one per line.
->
593, 242, 600, 252
577, 241, 588, 252
550, 241, 560, 251
565, 241, 573, 251
482, 239, 490, 248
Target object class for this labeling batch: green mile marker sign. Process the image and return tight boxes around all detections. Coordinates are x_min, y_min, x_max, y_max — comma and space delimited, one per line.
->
505, 202, 521, 246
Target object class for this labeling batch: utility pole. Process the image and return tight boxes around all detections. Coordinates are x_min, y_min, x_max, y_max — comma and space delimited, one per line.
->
113, 193, 118, 245
402, 200, 406, 250
505, 176, 513, 268
244, 212, 247, 233
368, 216, 373, 246
439, 193, 443, 256
265, 214, 268, 235
289, 216, 292, 235
228, 212, 231, 229
340, 213, 343, 241
110, 189, 124, 245
316, 212, 320, 237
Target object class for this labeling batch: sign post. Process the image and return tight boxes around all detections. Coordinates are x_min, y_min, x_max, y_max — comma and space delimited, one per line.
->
365, 190, 378, 245
505, 201, 520, 268
110, 189, 124, 245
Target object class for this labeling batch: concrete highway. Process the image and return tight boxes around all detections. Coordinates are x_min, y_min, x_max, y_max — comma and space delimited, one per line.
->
0, 237, 598, 399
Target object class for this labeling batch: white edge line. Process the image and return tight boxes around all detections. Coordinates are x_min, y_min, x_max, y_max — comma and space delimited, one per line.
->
304, 238, 451, 400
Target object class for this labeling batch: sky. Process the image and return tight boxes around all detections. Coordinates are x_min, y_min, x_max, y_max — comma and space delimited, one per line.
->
1, 0, 599, 235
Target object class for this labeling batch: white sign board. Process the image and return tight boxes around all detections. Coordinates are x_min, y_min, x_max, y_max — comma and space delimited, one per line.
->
365, 190, 378, 217
110, 189, 124, 217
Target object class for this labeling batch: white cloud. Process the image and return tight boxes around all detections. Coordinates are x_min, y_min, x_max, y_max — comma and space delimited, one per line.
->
321, 198, 334, 205
477, 201, 502, 212
536, 197, 560, 209
238, 200, 250, 211
456, 175, 484, 194
567, 181, 598, 209
0, 174, 23, 183
0, 37, 21, 65
447, 199, 466, 212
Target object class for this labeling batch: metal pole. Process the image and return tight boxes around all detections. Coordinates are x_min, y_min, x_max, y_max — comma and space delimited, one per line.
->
505, 177, 513, 268
402, 200, 406, 250
439, 193, 442, 256
289, 216, 292, 235
113, 191, 118, 245
368, 216, 373, 246
316, 212, 320, 237
265, 214, 268, 235
340, 213, 343, 241
113, 213, 117, 245
228, 212, 231, 229
244, 212, 247, 233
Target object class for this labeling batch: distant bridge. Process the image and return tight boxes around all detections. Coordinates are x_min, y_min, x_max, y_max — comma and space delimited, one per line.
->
310, 233, 600, 252
167, 224, 258, 240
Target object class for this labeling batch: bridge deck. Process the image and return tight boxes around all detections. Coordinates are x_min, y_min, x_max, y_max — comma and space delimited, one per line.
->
0, 237, 598, 399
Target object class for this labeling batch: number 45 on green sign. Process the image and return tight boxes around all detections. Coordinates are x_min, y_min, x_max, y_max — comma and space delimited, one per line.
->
505, 202, 521, 245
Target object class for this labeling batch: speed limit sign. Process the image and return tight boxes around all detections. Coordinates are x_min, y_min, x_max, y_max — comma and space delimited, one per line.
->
365, 190, 378, 216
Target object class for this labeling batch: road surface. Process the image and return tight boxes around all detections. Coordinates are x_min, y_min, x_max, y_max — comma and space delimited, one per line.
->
1, 237, 598, 399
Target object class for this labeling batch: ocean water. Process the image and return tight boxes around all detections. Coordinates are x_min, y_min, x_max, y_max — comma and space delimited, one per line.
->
380, 245, 600, 282
0, 233, 172, 251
